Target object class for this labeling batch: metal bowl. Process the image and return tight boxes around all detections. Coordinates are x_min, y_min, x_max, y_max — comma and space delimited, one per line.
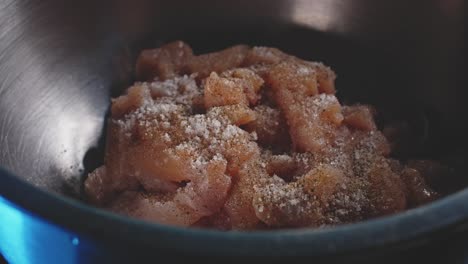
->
0, 0, 466, 262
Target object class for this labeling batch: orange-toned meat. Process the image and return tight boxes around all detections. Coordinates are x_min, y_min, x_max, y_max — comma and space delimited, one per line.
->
85, 42, 443, 230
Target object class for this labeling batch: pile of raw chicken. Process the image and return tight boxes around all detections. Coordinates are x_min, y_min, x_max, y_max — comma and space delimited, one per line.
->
85, 41, 440, 230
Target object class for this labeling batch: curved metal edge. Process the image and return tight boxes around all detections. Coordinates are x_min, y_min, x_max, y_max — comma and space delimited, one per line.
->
2, 167, 468, 257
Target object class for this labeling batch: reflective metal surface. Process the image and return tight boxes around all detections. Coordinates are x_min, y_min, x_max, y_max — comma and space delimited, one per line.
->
0, 0, 466, 259
0, 195, 81, 264
0, 0, 465, 194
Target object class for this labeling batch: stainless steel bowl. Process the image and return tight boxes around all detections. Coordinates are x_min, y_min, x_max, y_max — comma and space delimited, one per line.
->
0, 0, 466, 262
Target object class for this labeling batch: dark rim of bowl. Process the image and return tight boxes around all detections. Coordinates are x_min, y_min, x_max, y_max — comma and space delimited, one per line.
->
1, 166, 468, 256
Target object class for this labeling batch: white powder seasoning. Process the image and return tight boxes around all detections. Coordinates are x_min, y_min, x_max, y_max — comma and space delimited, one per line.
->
93, 44, 420, 231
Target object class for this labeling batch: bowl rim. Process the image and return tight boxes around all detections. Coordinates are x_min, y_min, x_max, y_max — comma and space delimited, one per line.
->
1, 167, 468, 256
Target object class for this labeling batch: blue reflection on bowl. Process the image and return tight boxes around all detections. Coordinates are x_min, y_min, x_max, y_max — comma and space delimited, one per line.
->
0, 196, 79, 264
